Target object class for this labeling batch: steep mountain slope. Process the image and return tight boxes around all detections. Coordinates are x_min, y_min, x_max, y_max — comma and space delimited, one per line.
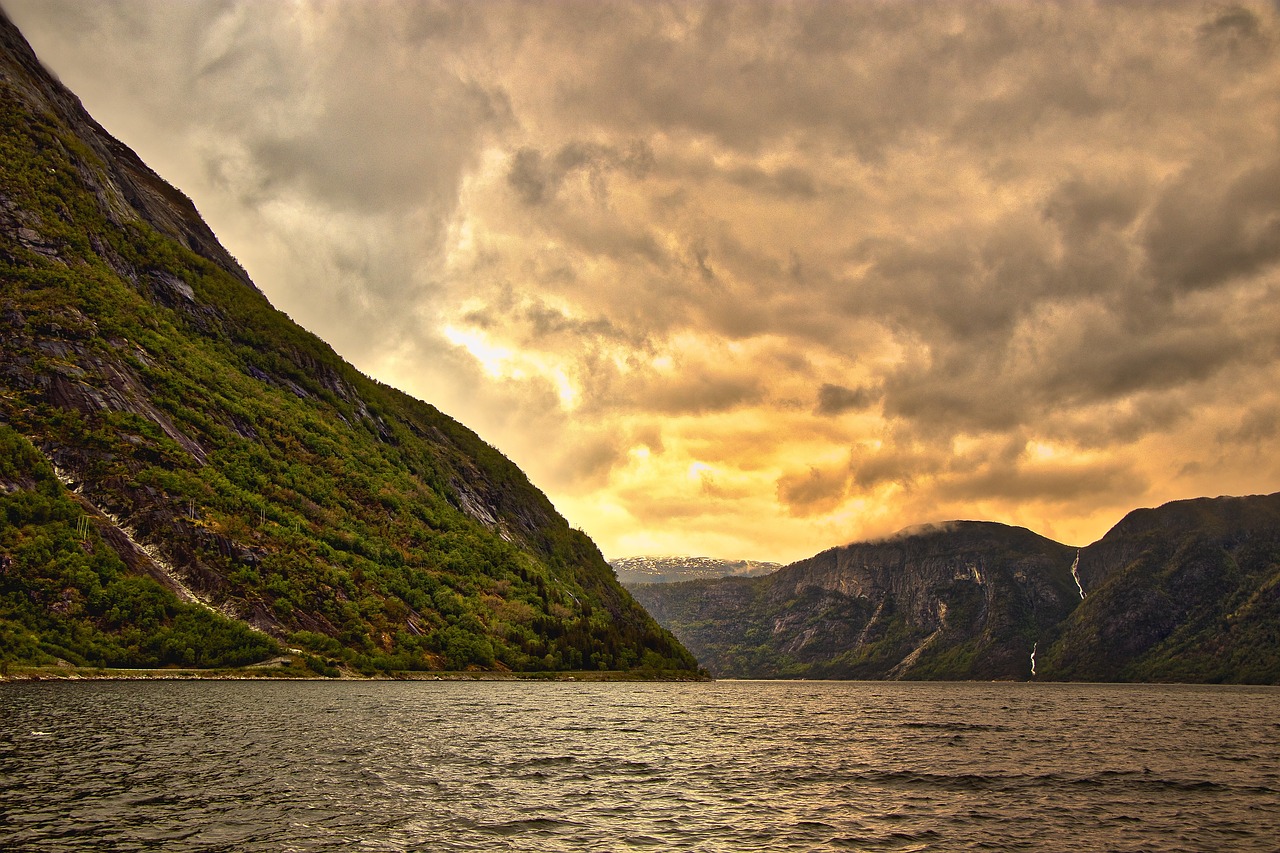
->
0, 11, 695, 675
633, 521, 1080, 680
635, 494, 1280, 683
0, 424, 277, 670
1041, 493, 1280, 683
611, 556, 780, 586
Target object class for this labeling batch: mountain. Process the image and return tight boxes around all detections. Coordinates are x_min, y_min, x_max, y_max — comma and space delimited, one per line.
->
632, 521, 1080, 680
0, 11, 696, 676
631, 494, 1280, 683
1042, 493, 1280, 683
610, 556, 780, 586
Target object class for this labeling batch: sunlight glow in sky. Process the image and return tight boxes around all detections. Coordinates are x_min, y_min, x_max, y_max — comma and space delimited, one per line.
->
8, 0, 1280, 563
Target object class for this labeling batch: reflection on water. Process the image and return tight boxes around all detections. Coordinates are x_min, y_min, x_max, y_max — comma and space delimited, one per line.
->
2, 680, 1278, 851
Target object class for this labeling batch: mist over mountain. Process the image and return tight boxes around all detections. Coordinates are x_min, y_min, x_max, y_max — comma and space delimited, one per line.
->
0, 10, 695, 676
632, 493, 1280, 683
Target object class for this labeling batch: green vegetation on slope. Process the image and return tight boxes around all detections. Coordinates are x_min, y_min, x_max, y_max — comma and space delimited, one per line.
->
0, 425, 277, 670
0, 40, 694, 675
1039, 496, 1280, 684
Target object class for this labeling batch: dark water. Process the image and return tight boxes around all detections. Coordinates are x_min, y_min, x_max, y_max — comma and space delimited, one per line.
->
1, 680, 1277, 851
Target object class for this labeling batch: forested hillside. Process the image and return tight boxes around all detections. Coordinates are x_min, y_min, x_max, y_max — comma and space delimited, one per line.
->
0, 10, 695, 676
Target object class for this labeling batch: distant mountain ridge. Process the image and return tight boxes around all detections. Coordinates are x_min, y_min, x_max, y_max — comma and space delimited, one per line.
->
0, 10, 696, 676
611, 556, 780, 586
631, 493, 1280, 683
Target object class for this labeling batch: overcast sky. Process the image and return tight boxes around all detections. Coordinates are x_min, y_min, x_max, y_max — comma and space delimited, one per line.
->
7, 0, 1280, 563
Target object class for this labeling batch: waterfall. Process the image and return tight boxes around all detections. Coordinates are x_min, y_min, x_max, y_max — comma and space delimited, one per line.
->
1070, 549, 1085, 599
1029, 642, 1037, 677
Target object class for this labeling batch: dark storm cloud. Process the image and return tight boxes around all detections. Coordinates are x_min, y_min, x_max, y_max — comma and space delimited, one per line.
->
462, 294, 646, 351
550, 1, 1204, 160
1043, 174, 1147, 241
633, 371, 764, 416
945, 457, 1138, 505
507, 140, 654, 206
777, 464, 850, 516
507, 148, 552, 205
853, 234, 1031, 340
878, 294, 1270, 440
1144, 155, 1280, 295
816, 383, 879, 417
1197, 5, 1271, 61
726, 165, 819, 199
849, 433, 945, 491
1224, 401, 1280, 445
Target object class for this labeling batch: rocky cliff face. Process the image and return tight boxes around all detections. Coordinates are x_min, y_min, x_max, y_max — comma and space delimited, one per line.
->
633, 495, 1280, 683
634, 521, 1079, 680
0, 10, 695, 675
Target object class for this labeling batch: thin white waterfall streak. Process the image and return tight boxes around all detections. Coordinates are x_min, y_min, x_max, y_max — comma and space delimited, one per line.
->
1070, 550, 1086, 599
1030, 642, 1037, 677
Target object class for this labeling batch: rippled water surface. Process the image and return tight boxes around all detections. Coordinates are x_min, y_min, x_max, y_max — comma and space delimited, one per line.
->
2, 680, 1278, 851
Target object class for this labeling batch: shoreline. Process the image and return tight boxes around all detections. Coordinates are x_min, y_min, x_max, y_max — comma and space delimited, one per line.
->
0, 665, 712, 684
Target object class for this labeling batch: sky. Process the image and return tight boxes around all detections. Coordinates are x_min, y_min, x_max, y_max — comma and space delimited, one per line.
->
6, 0, 1280, 564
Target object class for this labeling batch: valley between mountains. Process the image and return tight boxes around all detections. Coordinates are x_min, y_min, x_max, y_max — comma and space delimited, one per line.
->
626, 493, 1280, 683
2, 8, 1278, 684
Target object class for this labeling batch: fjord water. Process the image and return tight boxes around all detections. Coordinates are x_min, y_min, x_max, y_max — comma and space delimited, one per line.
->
1, 681, 1277, 851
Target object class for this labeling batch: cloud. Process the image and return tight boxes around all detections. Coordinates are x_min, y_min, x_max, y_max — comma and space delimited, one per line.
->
777, 464, 850, 517
1197, 5, 1271, 62
507, 148, 552, 205
8, 0, 1280, 563
1144, 155, 1280, 295
816, 383, 879, 417
507, 140, 654, 206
